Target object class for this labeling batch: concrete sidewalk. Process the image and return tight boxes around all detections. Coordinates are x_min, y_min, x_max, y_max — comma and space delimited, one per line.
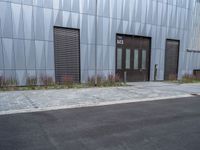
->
0, 82, 200, 115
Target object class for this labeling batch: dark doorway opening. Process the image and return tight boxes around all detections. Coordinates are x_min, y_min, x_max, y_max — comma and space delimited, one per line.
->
116, 34, 151, 82
54, 27, 80, 84
164, 39, 180, 80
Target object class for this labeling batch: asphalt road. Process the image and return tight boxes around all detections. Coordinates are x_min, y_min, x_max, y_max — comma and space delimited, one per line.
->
0, 96, 200, 150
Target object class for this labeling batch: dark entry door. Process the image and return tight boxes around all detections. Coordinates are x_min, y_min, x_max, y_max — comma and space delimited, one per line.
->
116, 35, 151, 82
54, 27, 80, 84
164, 40, 180, 80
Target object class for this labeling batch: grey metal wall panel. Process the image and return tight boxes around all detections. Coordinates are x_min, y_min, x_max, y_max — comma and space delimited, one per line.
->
24, 40, 36, 70
2, 38, 15, 70
16, 70, 26, 85
80, 44, 88, 71
13, 39, 26, 69
4, 70, 16, 80
33, 0, 43, 7
0, 70, 4, 77
87, 44, 95, 70
34, 6, 45, 40
44, 8, 54, 41
45, 41, 54, 70
22, 0, 33, 5
54, 10, 63, 27
0, 2, 13, 38
11, 3, 24, 39
35, 40, 45, 70
0, 39, 4, 70
23, 5, 34, 40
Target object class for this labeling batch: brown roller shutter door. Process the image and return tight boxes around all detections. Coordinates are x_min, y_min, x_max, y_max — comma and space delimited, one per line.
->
164, 40, 180, 80
54, 27, 80, 83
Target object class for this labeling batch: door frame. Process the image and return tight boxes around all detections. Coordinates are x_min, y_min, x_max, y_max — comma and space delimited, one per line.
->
115, 33, 152, 82
164, 39, 180, 80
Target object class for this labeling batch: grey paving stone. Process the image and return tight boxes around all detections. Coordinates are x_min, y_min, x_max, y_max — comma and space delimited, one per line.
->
0, 82, 200, 115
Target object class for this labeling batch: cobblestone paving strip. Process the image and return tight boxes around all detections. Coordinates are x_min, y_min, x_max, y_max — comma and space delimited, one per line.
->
0, 82, 200, 115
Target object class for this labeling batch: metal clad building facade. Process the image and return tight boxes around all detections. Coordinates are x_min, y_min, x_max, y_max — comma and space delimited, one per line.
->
0, 0, 200, 85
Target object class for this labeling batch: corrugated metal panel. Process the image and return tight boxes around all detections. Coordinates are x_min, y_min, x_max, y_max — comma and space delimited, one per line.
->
54, 27, 80, 83
164, 40, 180, 80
